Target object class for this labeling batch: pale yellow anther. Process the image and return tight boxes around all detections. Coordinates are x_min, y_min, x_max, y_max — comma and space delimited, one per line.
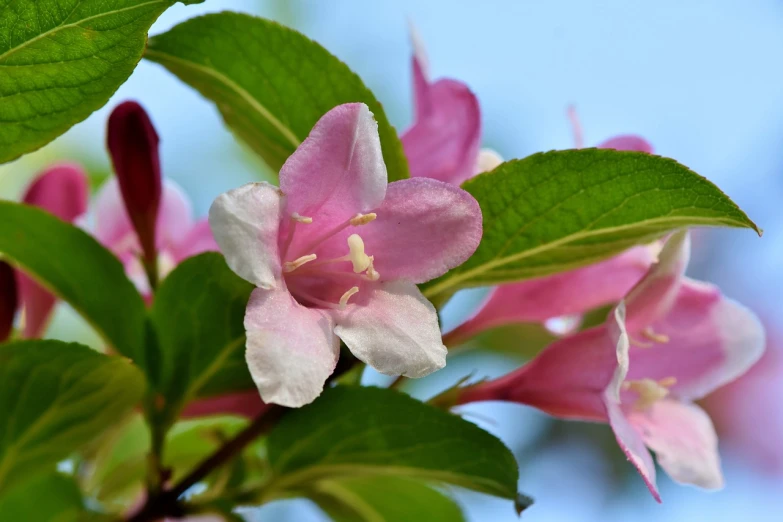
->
641, 327, 670, 344
291, 212, 313, 224
349, 213, 377, 226
647, 240, 664, 264
623, 377, 675, 411
283, 254, 317, 272
347, 234, 371, 273
365, 256, 380, 281
339, 286, 360, 309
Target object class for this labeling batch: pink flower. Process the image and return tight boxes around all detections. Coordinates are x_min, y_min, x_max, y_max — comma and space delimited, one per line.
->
400, 29, 485, 185
209, 103, 482, 407
18, 164, 89, 337
458, 231, 765, 499
93, 177, 217, 296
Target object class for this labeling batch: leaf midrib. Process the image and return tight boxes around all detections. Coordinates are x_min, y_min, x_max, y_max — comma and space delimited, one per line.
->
0, 0, 168, 63
144, 48, 301, 149
423, 214, 751, 298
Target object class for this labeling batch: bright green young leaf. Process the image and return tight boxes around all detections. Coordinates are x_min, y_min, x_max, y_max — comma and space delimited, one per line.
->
145, 12, 410, 181
265, 386, 520, 504
0, 340, 145, 492
311, 476, 465, 522
0, 202, 146, 358
0, 472, 85, 522
423, 149, 760, 299
149, 253, 255, 426
0, 0, 189, 164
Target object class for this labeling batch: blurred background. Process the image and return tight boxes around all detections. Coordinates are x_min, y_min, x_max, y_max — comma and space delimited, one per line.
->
1, 0, 782, 520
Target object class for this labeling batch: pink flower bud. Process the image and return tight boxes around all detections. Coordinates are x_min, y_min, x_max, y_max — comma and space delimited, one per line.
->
107, 101, 162, 263
0, 261, 17, 342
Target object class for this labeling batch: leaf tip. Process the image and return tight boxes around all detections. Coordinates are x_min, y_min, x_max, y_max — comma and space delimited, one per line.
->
515, 492, 534, 516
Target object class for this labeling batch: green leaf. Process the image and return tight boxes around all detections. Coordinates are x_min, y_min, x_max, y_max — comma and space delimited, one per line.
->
0, 340, 145, 492
265, 386, 519, 503
0, 201, 146, 358
0, 472, 85, 522
423, 149, 760, 298
145, 12, 410, 181
0, 0, 183, 164
311, 476, 465, 522
149, 253, 255, 426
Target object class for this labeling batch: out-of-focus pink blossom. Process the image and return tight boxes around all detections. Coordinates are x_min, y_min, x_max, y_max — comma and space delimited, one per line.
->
459, 231, 765, 500
704, 327, 783, 473
210, 103, 482, 408
18, 164, 89, 338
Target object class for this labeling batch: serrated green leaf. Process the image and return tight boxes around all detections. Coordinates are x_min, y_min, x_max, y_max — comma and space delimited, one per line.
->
311, 476, 465, 522
0, 0, 185, 164
0, 201, 146, 358
0, 472, 85, 522
145, 12, 410, 181
423, 149, 760, 298
149, 253, 255, 426
265, 386, 519, 503
0, 340, 145, 492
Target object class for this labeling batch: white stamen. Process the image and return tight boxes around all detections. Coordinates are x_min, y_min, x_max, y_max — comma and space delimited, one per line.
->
283, 254, 317, 272
350, 213, 377, 226
291, 212, 313, 224
347, 234, 371, 273
339, 286, 360, 309
641, 327, 670, 344
365, 256, 380, 281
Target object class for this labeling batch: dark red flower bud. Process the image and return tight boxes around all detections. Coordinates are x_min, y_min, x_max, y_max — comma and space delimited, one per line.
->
107, 101, 162, 264
0, 261, 18, 342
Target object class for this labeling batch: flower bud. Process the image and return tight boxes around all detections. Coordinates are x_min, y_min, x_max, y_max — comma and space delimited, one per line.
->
107, 101, 162, 263
0, 261, 17, 342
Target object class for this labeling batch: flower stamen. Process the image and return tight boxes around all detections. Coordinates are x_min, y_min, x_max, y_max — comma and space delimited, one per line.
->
282, 212, 313, 257
297, 212, 377, 256
641, 327, 670, 344
339, 286, 360, 309
283, 254, 317, 272
622, 376, 677, 410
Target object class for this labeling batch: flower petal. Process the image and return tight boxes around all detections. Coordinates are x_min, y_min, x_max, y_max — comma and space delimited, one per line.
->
209, 182, 282, 289
446, 245, 656, 345
629, 400, 723, 490
156, 180, 195, 252
170, 219, 219, 262
93, 177, 135, 258
23, 164, 89, 222
401, 65, 481, 185
280, 103, 386, 226
357, 177, 482, 284
627, 278, 766, 401
605, 398, 661, 501
181, 391, 268, 419
333, 281, 446, 378
21, 164, 89, 338
623, 230, 690, 332
598, 135, 654, 153
459, 326, 616, 421
244, 287, 339, 407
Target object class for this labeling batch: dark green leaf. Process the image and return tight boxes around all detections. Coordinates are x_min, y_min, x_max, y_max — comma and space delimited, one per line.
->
0, 0, 184, 164
149, 253, 254, 425
423, 149, 760, 298
311, 476, 465, 522
266, 386, 519, 502
0, 201, 146, 358
145, 12, 410, 181
0, 473, 85, 522
0, 340, 145, 492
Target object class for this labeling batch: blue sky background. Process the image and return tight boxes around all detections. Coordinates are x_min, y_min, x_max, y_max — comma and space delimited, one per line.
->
2, 0, 782, 520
